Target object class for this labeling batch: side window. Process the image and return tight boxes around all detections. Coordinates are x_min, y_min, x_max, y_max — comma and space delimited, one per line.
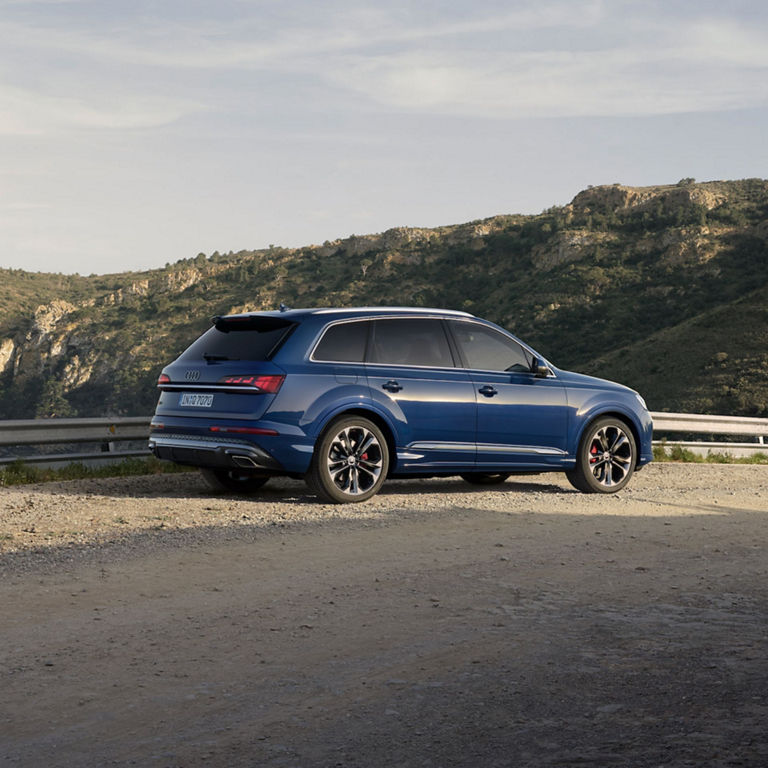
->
449, 321, 531, 372
313, 320, 369, 362
369, 319, 454, 368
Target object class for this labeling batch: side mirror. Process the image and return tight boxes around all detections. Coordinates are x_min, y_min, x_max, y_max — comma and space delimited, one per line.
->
532, 357, 552, 378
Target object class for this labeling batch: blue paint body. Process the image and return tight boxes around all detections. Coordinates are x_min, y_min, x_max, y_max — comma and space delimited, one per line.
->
149, 307, 653, 481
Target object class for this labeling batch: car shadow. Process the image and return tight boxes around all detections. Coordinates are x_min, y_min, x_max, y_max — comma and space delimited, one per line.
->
377, 478, 571, 497
19, 472, 572, 502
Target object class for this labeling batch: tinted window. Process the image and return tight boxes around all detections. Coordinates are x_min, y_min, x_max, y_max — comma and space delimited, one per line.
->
179, 318, 295, 362
369, 319, 454, 368
313, 320, 369, 362
449, 321, 531, 372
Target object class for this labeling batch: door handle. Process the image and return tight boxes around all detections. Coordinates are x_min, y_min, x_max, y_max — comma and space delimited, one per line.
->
478, 385, 498, 397
382, 380, 402, 393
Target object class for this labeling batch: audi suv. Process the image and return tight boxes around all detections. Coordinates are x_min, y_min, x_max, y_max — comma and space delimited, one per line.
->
149, 307, 652, 502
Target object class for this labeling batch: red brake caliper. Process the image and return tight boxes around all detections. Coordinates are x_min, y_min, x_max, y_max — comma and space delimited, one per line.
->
589, 444, 598, 464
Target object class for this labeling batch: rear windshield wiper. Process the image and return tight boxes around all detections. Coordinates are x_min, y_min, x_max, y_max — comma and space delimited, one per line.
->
202, 353, 238, 362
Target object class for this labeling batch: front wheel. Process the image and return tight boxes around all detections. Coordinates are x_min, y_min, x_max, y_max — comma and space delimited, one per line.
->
307, 416, 389, 503
566, 417, 636, 493
200, 468, 270, 494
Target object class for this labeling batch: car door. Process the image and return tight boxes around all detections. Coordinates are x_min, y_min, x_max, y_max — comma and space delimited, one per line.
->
366, 317, 476, 469
447, 319, 569, 468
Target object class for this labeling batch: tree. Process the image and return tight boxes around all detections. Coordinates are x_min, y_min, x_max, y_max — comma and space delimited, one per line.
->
36, 379, 74, 418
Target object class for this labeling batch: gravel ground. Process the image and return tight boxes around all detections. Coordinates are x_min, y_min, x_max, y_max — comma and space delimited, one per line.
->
2, 462, 765, 562
1, 463, 767, 766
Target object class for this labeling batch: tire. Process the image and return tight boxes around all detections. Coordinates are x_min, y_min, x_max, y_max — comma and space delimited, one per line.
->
307, 416, 389, 503
200, 468, 270, 494
460, 473, 511, 485
566, 416, 636, 494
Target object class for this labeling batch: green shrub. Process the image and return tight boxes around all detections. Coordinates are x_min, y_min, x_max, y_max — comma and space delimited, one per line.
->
653, 444, 768, 464
0, 457, 189, 487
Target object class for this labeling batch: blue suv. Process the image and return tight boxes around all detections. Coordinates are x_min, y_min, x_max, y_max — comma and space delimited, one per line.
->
149, 307, 652, 502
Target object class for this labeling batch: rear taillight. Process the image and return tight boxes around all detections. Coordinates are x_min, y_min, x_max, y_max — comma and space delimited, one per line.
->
209, 426, 279, 436
157, 373, 171, 386
217, 374, 285, 393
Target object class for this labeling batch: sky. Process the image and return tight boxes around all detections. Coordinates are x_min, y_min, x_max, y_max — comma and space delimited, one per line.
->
1, 0, 767, 276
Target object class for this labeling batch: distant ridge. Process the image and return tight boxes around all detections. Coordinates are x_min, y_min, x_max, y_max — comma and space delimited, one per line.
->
1, 178, 766, 419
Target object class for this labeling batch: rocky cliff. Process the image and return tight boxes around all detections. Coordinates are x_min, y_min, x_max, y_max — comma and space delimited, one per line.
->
1, 179, 766, 418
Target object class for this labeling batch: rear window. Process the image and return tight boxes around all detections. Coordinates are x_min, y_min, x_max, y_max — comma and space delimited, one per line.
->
179, 317, 296, 362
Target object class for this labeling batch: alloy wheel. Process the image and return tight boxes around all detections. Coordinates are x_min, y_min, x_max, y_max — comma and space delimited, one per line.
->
586, 423, 633, 489
325, 424, 385, 498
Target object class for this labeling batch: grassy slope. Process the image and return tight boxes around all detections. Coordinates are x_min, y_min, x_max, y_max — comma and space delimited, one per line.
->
582, 283, 768, 414
1, 180, 767, 418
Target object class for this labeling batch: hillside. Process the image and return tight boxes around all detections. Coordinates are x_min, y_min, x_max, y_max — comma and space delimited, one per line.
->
1, 178, 766, 419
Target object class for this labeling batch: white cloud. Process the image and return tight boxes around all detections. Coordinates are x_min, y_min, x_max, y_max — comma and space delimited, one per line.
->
320, 48, 766, 119
2, 1, 766, 125
0, 8, 565, 72
317, 11, 768, 118
0, 83, 205, 135
683, 19, 768, 68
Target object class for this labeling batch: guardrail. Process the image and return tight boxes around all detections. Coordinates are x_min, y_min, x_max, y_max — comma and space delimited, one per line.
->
0, 411, 766, 467
650, 411, 767, 458
0, 417, 151, 466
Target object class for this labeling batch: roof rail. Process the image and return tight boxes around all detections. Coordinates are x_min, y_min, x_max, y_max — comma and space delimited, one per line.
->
311, 306, 474, 317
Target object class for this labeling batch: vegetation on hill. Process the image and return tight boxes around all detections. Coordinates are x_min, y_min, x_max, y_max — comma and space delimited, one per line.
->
0, 178, 766, 419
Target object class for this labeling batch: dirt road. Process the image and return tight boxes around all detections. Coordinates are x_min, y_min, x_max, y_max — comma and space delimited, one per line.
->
1, 464, 767, 767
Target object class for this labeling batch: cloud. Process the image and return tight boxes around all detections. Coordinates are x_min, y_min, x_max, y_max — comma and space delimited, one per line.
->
0, 2, 611, 76
313, 9, 768, 118
0, 83, 205, 135
0, 0, 766, 137
683, 18, 768, 68
324, 43, 768, 119
28, 2, 591, 67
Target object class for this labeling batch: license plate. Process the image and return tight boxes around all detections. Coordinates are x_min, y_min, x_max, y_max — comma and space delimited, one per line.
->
179, 393, 214, 408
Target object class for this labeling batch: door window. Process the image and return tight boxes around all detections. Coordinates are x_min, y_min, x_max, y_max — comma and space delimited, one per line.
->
369, 319, 454, 368
449, 321, 531, 372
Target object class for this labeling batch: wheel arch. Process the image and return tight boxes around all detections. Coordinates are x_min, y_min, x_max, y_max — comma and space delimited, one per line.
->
576, 409, 641, 456
317, 407, 398, 475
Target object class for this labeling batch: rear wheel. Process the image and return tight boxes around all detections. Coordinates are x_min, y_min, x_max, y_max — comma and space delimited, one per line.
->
200, 468, 270, 494
566, 417, 636, 493
460, 473, 511, 485
307, 416, 389, 503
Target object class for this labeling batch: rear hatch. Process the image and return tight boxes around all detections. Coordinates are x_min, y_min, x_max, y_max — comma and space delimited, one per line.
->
154, 315, 296, 422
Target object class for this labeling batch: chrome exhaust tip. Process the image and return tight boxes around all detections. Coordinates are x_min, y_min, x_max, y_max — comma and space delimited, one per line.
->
231, 454, 259, 469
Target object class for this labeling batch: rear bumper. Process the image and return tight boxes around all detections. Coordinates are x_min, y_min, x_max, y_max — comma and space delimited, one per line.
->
149, 433, 284, 472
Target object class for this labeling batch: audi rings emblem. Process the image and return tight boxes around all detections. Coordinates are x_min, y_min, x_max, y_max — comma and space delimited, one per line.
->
185, 370, 201, 382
